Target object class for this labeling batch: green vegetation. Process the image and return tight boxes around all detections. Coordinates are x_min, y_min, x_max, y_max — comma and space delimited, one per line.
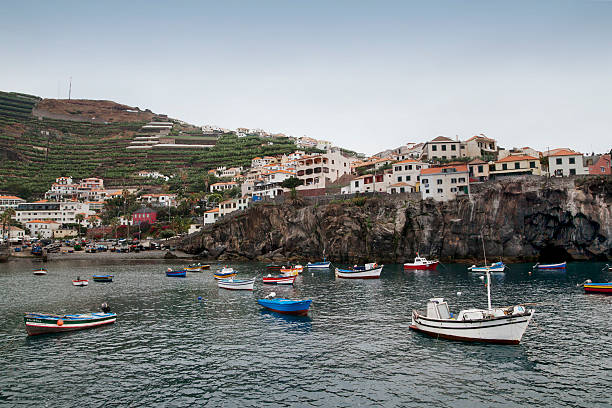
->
0, 90, 299, 199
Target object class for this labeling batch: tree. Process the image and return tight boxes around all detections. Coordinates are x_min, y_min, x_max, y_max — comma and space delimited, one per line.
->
75, 213, 85, 239
1, 208, 16, 242
109, 217, 119, 240
281, 177, 304, 199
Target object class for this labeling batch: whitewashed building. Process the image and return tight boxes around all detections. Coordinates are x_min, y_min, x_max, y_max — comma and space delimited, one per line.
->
547, 149, 588, 177
14, 201, 92, 224
392, 159, 428, 190
25, 220, 61, 239
420, 164, 470, 201
295, 151, 356, 190
421, 136, 464, 161
0, 195, 26, 211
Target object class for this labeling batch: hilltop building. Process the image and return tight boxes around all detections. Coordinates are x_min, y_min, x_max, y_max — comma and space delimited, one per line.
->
588, 154, 611, 175
421, 136, 464, 161
490, 155, 542, 177
294, 151, 356, 192
547, 149, 588, 177
0, 195, 26, 211
420, 164, 470, 202
463, 134, 498, 160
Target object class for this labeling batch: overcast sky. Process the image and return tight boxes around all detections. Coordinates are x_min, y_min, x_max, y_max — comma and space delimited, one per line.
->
1, 0, 611, 155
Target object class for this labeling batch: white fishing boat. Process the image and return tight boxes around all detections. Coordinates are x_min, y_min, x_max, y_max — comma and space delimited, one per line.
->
410, 234, 534, 344
72, 279, 89, 287
307, 260, 331, 269
468, 261, 506, 273
33, 267, 48, 276
217, 278, 255, 291
335, 263, 383, 279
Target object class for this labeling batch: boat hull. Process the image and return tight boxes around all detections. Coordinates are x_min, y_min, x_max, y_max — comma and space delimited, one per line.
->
166, 271, 186, 277
262, 276, 296, 285
403, 262, 438, 270
584, 283, 612, 294
214, 272, 236, 280
410, 310, 533, 344
24, 313, 116, 336
307, 262, 331, 269
335, 266, 383, 279
257, 299, 312, 316
72, 280, 88, 286
217, 279, 255, 291
536, 262, 566, 270
33, 270, 47, 276
93, 275, 113, 282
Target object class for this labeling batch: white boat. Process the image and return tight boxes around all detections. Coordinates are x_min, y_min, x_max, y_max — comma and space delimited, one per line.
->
307, 260, 331, 269
72, 279, 89, 286
411, 234, 534, 344
335, 263, 383, 279
468, 261, 505, 273
403, 255, 439, 270
217, 278, 255, 291
33, 268, 47, 276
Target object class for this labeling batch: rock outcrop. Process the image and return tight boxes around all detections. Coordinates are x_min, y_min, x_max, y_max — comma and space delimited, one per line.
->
179, 176, 612, 263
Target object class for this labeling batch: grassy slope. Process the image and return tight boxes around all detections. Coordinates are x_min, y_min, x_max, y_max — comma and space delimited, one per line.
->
0, 91, 299, 199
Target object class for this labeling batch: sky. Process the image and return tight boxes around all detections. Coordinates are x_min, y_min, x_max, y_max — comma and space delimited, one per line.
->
1, 0, 611, 155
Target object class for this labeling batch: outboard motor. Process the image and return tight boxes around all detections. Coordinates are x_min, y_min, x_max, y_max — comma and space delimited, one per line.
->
101, 302, 111, 313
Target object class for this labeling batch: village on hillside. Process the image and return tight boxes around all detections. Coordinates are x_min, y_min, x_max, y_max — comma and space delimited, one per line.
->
0, 131, 610, 245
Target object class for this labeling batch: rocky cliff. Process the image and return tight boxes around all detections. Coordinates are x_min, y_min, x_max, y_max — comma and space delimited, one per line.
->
179, 176, 612, 263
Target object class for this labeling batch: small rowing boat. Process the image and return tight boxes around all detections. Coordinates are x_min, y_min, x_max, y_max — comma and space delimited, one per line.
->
257, 293, 312, 316
217, 277, 255, 291
307, 260, 331, 269
185, 263, 204, 272
403, 254, 439, 270
72, 278, 88, 286
583, 281, 612, 295
166, 268, 186, 277
33, 267, 48, 276
93, 275, 113, 282
533, 262, 566, 270
24, 311, 116, 336
262, 275, 296, 285
280, 265, 303, 276
335, 262, 383, 279
468, 261, 505, 273
214, 267, 236, 279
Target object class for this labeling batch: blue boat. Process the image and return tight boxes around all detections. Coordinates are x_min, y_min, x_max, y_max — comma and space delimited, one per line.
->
93, 275, 113, 282
257, 297, 312, 316
468, 261, 505, 273
307, 260, 331, 269
166, 268, 186, 277
534, 262, 566, 270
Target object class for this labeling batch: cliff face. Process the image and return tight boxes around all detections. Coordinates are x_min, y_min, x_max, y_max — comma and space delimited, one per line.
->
179, 177, 612, 263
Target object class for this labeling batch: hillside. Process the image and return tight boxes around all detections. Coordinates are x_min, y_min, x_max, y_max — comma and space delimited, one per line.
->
0, 90, 300, 199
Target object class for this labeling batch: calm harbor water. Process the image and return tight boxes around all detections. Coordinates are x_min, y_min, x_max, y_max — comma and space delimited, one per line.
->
1, 260, 610, 407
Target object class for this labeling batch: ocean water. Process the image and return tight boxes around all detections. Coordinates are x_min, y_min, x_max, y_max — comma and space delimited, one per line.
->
0, 260, 610, 407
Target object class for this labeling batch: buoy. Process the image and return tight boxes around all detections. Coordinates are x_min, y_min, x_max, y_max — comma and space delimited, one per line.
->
479, 276, 484, 280
57, 319, 64, 326
197, 296, 202, 301
457, 291, 462, 296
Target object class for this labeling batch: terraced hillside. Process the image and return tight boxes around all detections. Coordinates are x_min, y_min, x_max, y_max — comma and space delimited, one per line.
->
0, 91, 299, 199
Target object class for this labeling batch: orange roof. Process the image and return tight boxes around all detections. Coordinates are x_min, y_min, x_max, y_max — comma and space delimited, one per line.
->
211, 182, 237, 186
466, 134, 495, 142
252, 157, 262, 160
389, 182, 410, 187
33, 200, 48, 203
26, 219, 60, 224
205, 208, 219, 213
142, 193, 176, 198
430, 136, 454, 142
548, 149, 581, 157
421, 164, 468, 175
394, 159, 422, 165
269, 170, 296, 175
468, 159, 487, 165
496, 155, 539, 163
0, 195, 24, 200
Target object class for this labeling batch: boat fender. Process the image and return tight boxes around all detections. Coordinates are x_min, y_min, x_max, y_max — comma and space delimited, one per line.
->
57, 319, 64, 326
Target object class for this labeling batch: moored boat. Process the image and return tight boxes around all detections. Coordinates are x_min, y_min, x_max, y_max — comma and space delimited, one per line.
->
533, 262, 566, 270
335, 263, 383, 279
262, 275, 296, 285
307, 260, 331, 269
217, 277, 255, 291
411, 234, 534, 344
280, 265, 303, 276
185, 263, 204, 272
583, 281, 612, 295
166, 268, 186, 277
72, 278, 88, 286
24, 311, 116, 336
468, 261, 505, 273
33, 267, 48, 275
214, 266, 236, 279
403, 254, 439, 270
93, 275, 113, 282
257, 293, 312, 316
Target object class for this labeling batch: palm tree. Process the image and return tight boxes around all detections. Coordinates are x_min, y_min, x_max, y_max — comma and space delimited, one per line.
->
1, 208, 16, 243
75, 213, 85, 239
109, 217, 119, 240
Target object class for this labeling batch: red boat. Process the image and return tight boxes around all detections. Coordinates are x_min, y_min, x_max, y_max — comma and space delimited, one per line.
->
403, 255, 439, 270
584, 282, 612, 294
262, 275, 296, 285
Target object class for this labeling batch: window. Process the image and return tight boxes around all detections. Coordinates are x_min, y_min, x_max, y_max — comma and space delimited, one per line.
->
442, 156, 447, 159
432, 145, 437, 151
442, 145, 447, 151
408, 165, 412, 170
417, 176, 420, 181
556, 158, 562, 165
416, 165, 421, 170
451, 155, 457, 159
397, 176, 402, 182
425, 189, 429, 194
400, 187, 405, 193
451, 178, 457, 184
502, 164, 508, 170
515, 162, 520, 169
602, 167, 606, 172
451, 187, 457, 192
331, 160, 335, 164
407, 175, 411, 181
422, 178, 428, 184
569, 157, 575, 164
569, 169, 576, 175
478, 165, 483, 172
437, 179, 442, 185
451, 144, 456, 151
395, 166, 401, 172
459, 178, 465, 183
437, 188, 443, 193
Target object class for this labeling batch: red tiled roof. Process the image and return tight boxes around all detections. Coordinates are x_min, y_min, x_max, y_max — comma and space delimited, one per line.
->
548, 149, 581, 157
496, 155, 539, 163
421, 164, 468, 175
394, 159, 422, 165
0, 195, 24, 200
466, 134, 495, 142
468, 159, 487, 165
430, 136, 454, 142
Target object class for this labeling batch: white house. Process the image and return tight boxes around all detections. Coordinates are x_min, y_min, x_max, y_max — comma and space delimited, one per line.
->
391, 159, 428, 190
0, 195, 26, 211
15, 201, 92, 224
463, 134, 497, 159
139, 194, 178, 207
547, 149, 588, 177
219, 197, 251, 217
295, 151, 356, 190
2, 226, 25, 243
420, 164, 470, 202
253, 170, 296, 199
421, 136, 464, 161
210, 182, 238, 193
204, 208, 219, 225
25, 220, 61, 239
341, 173, 393, 194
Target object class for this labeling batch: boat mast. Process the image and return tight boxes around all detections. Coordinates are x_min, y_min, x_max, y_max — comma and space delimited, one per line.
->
481, 232, 492, 311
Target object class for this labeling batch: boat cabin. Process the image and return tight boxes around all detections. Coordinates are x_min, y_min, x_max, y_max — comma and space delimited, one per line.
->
426, 298, 451, 319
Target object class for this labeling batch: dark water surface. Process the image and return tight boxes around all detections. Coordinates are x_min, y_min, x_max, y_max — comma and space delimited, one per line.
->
1, 260, 610, 407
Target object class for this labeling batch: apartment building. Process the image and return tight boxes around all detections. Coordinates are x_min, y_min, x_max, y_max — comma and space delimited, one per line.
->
25, 220, 61, 239
219, 197, 251, 217
547, 149, 588, 177
391, 159, 428, 190
210, 181, 239, 193
252, 170, 296, 199
341, 173, 393, 194
139, 193, 178, 207
420, 164, 469, 202
14, 201, 91, 224
295, 151, 356, 190
588, 154, 611, 175
490, 155, 542, 177
421, 136, 464, 161
0, 195, 26, 211
463, 135, 497, 159
468, 159, 490, 182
